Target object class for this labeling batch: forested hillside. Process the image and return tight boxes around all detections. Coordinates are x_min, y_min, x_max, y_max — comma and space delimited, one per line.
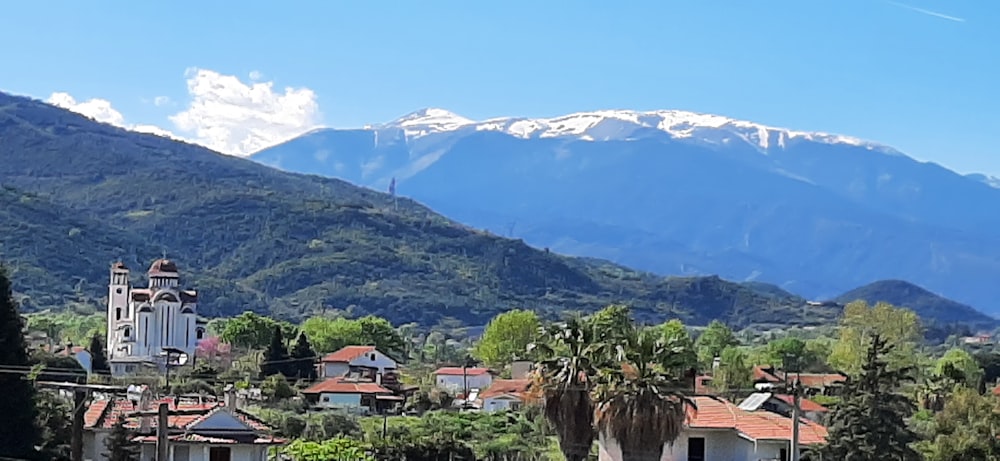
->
0, 92, 836, 328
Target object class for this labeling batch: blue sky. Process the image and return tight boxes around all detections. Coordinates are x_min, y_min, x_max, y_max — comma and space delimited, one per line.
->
1, 0, 997, 172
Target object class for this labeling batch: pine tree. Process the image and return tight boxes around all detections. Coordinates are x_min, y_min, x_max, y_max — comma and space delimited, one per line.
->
816, 334, 921, 461
0, 264, 40, 459
103, 419, 139, 461
290, 331, 318, 380
261, 325, 290, 377
89, 332, 110, 375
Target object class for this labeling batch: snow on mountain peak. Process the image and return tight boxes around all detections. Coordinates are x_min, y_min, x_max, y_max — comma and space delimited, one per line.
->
381, 108, 898, 154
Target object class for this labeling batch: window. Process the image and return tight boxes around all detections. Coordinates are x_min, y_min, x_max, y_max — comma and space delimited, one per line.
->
209, 447, 231, 461
196, 328, 205, 340
123, 327, 131, 338
780, 448, 789, 461
116, 287, 123, 294
688, 437, 705, 461
115, 308, 122, 321
370, 353, 376, 361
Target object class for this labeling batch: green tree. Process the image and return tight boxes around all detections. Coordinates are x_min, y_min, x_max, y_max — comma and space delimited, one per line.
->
36, 391, 72, 460
921, 386, 1000, 461
0, 265, 40, 459
472, 309, 541, 368
103, 419, 140, 461
221, 312, 283, 350
261, 374, 296, 401
817, 334, 921, 461
656, 319, 697, 375
935, 348, 983, 388
89, 332, 110, 375
300, 316, 363, 354
695, 320, 738, 367
357, 315, 405, 358
828, 300, 921, 375
714, 346, 752, 392
261, 325, 290, 377
290, 332, 318, 381
588, 304, 634, 343
285, 438, 373, 461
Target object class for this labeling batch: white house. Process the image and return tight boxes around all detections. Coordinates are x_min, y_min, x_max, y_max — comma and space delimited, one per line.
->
319, 345, 398, 379
479, 379, 532, 412
301, 377, 400, 414
82, 393, 284, 461
598, 396, 828, 461
105, 260, 207, 376
434, 366, 494, 392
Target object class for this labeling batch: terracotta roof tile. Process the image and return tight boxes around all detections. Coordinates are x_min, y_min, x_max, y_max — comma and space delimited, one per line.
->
435, 367, 492, 376
480, 379, 532, 399
753, 366, 782, 383
321, 346, 376, 363
688, 396, 828, 445
771, 394, 829, 413
302, 377, 392, 395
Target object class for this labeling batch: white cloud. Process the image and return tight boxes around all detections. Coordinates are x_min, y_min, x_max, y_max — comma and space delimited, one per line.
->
47, 92, 126, 127
168, 68, 322, 156
249, 70, 263, 81
45, 68, 322, 157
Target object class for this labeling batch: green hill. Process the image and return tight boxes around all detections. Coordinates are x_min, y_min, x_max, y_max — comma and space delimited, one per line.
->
0, 91, 877, 328
834, 280, 998, 329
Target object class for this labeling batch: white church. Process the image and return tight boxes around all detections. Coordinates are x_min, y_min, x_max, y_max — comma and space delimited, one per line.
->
106, 259, 207, 376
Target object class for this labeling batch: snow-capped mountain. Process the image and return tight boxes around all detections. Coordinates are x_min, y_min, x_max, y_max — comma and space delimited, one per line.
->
376, 108, 900, 155
252, 107, 1000, 314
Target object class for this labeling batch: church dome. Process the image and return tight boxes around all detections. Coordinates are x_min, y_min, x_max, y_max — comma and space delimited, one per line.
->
148, 259, 178, 274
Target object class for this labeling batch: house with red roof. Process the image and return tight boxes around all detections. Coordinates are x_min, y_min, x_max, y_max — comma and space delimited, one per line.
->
738, 392, 830, 424
479, 378, 533, 412
319, 345, 398, 379
599, 396, 828, 461
302, 376, 403, 414
81, 393, 283, 461
434, 366, 494, 392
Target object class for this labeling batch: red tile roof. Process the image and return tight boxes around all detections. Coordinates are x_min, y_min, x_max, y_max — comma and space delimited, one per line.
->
321, 346, 376, 363
435, 367, 492, 376
772, 394, 829, 413
83, 397, 270, 432
480, 379, 532, 399
688, 396, 828, 445
753, 366, 782, 383
302, 377, 392, 395
781, 373, 847, 388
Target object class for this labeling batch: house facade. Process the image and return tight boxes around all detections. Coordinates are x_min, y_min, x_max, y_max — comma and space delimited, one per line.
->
302, 377, 400, 414
319, 346, 397, 379
598, 396, 828, 461
479, 379, 532, 412
434, 367, 493, 391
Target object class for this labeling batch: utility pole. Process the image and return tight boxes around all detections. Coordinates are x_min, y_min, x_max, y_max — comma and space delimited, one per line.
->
790, 377, 801, 461
72, 390, 85, 461
157, 403, 169, 461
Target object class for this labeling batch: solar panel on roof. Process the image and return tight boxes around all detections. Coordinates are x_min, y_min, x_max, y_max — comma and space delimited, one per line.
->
737, 392, 773, 411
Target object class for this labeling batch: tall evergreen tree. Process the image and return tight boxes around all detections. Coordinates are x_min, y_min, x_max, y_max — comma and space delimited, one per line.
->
261, 325, 290, 377
103, 419, 139, 461
0, 264, 40, 459
290, 331, 318, 380
89, 332, 110, 375
816, 334, 921, 461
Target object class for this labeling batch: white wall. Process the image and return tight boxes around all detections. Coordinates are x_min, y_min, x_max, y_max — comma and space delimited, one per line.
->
436, 373, 492, 391
322, 362, 349, 378
318, 392, 362, 408
349, 350, 397, 373
600, 429, 753, 461
483, 396, 522, 412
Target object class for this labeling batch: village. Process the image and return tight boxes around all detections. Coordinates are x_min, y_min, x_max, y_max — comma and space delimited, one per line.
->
16, 259, 868, 461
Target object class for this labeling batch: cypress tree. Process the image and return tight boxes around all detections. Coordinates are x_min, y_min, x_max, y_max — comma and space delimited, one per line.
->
0, 264, 40, 458
103, 419, 139, 461
89, 332, 110, 375
261, 325, 290, 377
290, 331, 318, 380
816, 334, 921, 461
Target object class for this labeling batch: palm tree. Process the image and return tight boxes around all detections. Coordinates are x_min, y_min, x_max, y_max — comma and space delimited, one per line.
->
593, 327, 695, 461
529, 317, 603, 461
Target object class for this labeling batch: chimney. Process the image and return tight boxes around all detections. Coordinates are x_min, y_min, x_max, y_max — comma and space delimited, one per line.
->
224, 385, 238, 411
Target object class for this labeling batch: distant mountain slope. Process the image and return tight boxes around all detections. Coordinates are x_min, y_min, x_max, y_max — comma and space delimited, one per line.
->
834, 280, 998, 328
252, 108, 1000, 314
0, 92, 834, 328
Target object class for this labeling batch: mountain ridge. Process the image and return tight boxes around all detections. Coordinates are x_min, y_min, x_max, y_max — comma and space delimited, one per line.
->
252, 108, 1000, 313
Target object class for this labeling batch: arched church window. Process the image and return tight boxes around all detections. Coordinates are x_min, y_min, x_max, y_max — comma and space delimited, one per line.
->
124, 326, 131, 338
196, 328, 205, 340
115, 308, 122, 321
